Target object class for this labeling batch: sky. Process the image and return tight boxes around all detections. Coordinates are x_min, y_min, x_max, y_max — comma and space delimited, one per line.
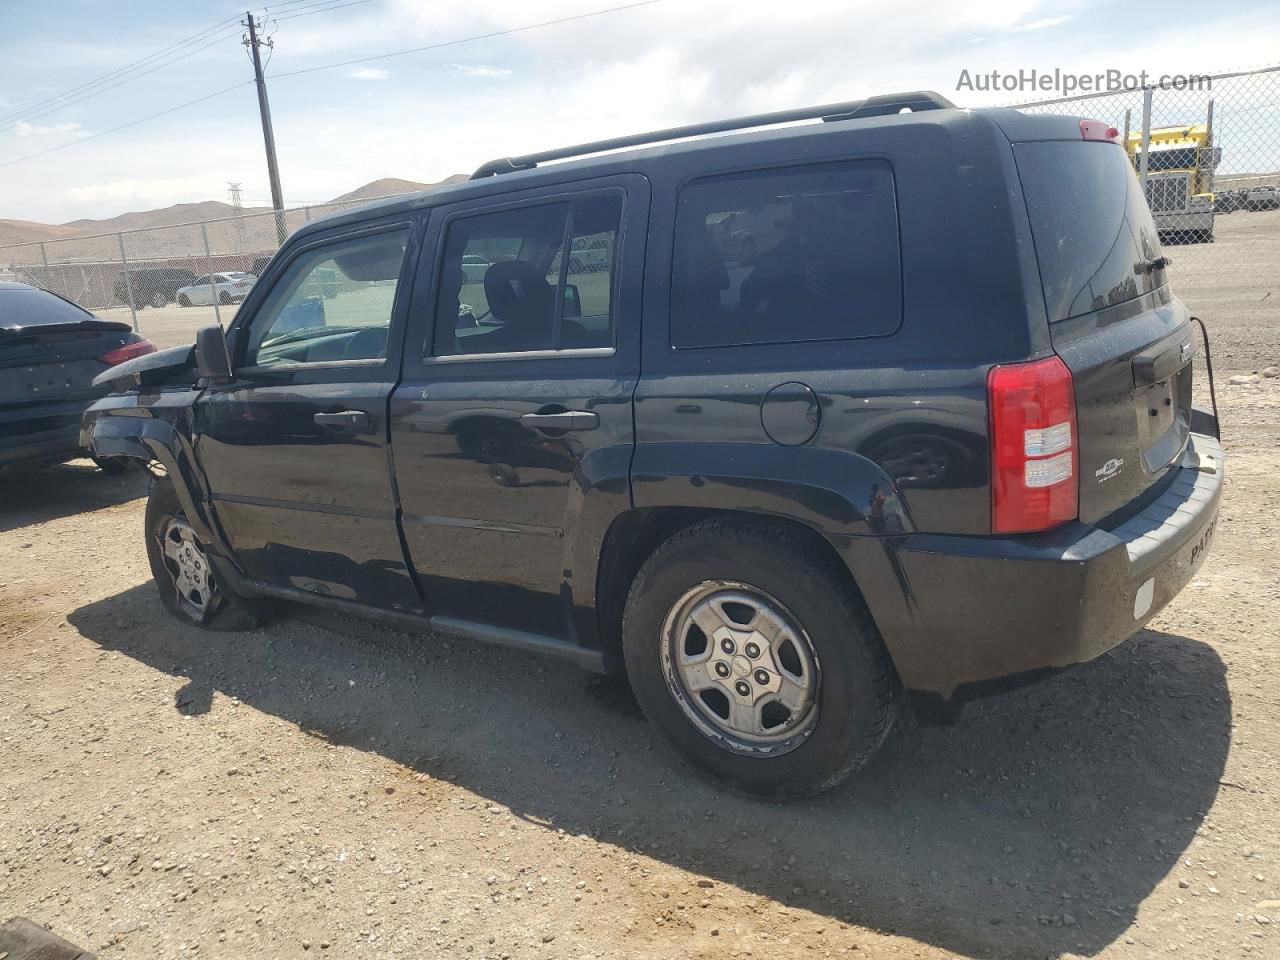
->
1, 0, 1278, 225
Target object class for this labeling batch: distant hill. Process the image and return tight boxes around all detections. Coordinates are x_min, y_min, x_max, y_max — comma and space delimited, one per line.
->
0, 218, 85, 247
329, 175, 468, 204
0, 176, 468, 250
63, 201, 240, 234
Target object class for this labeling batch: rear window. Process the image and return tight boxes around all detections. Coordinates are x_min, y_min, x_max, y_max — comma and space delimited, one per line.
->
670, 160, 901, 348
0, 288, 93, 328
1015, 141, 1166, 322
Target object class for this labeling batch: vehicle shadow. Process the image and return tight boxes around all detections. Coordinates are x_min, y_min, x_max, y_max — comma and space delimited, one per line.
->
69, 585, 1231, 959
0, 460, 148, 534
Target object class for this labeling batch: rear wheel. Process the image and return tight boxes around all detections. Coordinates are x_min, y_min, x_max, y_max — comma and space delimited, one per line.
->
145, 475, 271, 630
149, 291, 167, 308
622, 518, 899, 798
178, 295, 191, 307
219, 291, 233, 305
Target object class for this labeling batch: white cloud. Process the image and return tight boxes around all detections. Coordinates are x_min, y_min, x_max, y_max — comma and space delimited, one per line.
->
451, 64, 513, 80
1010, 15, 1072, 32
343, 67, 390, 80
14, 120, 85, 138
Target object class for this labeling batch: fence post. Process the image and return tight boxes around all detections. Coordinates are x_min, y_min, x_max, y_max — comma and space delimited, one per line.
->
1204, 97, 1215, 195
303, 206, 312, 223
201, 222, 222, 328
38, 242, 50, 291
117, 232, 139, 332
1138, 87, 1153, 193
1122, 108, 1131, 152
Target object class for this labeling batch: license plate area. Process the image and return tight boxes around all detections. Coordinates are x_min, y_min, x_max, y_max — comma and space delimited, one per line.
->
1136, 362, 1192, 474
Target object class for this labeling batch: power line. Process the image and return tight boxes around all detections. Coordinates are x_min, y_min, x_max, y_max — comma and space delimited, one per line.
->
269, 0, 662, 79
271, 0, 373, 25
0, 82, 253, 170
0, 0, 663, 170
0, 0, 341, 131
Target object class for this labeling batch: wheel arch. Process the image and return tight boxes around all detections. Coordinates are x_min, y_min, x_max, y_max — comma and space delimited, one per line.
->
592, 506, 892, 670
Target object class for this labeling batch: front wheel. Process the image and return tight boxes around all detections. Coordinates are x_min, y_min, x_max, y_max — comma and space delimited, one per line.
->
150, 291, 167, 308
145, 476, 271, 630
178, 294, 191, 307
622, 519, 900, 799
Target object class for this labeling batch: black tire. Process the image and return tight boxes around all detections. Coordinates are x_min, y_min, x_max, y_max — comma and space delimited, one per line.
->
178, 295, 191, 307
150, 291, 167, 308
145, 475, 272, 631
622, 518, 899, 799
92, 455, 135, 475
219, 291, 233, 305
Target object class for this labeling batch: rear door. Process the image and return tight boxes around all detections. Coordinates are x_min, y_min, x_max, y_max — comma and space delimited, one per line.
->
389, 175, 647, 638
195, 218, 423, 609
1014, 138, 1192, 523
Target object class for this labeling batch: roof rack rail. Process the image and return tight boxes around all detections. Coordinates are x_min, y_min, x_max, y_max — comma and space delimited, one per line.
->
470, 90, 956, 179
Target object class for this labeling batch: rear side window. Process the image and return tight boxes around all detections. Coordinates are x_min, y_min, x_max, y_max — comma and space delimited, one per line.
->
431, 193, 621, 357
670, 160, 901, 349
1015, 141, 1166, 322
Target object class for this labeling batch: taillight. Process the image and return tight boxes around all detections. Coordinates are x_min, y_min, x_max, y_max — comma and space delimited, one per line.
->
988, 355, 1078, 534
1079, 119, 1119, 142
100, 339, 157, 366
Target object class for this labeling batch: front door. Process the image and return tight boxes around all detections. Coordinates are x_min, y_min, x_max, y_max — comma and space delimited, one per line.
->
196, 217, 423, 610
390, 176, 648, 638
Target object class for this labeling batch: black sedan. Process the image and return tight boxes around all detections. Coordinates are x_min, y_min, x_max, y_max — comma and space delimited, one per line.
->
0, 281, 155, 473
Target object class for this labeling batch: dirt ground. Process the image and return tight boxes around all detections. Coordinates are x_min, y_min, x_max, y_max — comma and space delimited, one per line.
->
2, 219, 1279, 959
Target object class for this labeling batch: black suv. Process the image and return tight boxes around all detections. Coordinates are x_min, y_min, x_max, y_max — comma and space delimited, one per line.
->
113, 267, 197, 309
83, 93, 1223, 797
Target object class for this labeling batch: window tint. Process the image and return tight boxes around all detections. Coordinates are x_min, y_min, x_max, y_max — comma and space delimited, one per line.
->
670, 161, 900, 349
1014, 141, 1165, 322
243, 227, 410, 367
432, 193, 622, 357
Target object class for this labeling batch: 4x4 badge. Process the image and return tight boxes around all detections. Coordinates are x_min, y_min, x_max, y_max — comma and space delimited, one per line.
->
1095, 457, 1124, 482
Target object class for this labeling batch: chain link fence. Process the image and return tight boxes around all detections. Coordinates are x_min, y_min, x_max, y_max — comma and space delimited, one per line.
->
1009, 65, 1280, 322
2, 65, 1276, 348
0, 195, 408, 348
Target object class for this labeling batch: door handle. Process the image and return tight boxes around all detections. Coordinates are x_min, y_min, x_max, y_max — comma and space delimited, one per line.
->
314, 410, 371, 431
519, 411, 599, 431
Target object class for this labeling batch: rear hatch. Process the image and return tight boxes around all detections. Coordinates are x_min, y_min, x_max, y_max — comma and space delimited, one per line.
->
1014, 135, 1193, 524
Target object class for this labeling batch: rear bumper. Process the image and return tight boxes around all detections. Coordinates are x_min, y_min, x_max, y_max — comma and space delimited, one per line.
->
0, 425, 83, 470
859, 432, 1223, 698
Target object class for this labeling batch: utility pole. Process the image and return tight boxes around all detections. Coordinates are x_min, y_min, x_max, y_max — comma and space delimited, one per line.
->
243, 12, 287, 245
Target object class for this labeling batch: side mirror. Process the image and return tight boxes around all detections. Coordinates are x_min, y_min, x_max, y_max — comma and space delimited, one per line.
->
561, 283, 582, 320
195, 325, 232, 381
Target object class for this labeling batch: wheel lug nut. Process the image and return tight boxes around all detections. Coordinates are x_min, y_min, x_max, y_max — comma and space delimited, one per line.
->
754, 669, 770, 685
720, 638, 735, 654
744, 642, 761, 658
734, 680, 751, 697
714, 661, 731, 678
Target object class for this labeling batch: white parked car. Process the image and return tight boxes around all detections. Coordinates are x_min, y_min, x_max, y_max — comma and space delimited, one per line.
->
176, 272, 256, 307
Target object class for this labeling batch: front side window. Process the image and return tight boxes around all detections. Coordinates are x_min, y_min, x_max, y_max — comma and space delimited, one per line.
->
243, 227, 410, 367
670, 160, 902, 348
432, 193, 622, 357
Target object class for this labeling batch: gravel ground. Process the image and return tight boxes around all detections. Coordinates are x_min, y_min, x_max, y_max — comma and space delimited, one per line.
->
2, 218, 1278, 959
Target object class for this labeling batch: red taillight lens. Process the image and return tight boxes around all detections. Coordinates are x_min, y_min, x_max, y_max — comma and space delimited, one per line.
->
1079, 119, 1119, 142
100, 339, 157, 366
988, 355, 1078, 534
